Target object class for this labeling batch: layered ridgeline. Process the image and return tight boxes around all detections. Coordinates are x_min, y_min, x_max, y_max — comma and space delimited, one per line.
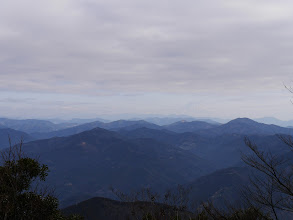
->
31, 120, 162, 139
30, 118, 221, 140
31, 117, 293, 140
197, 118, 293, 136
22, 127, 212, 207
140, 117, 221, 126
2, 117, 293, 216
0, 118, 77, 133
0, 128, 34, 149
163, 120, 219, 133
119, 125, 292, 168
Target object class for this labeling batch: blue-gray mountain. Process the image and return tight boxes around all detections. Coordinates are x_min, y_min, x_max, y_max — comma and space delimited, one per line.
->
119, 128, 291, 168
0, 128, 34, 149
61, 167, 251, 220
163, 120, 219, 133
0, 118, 76, 133
197, 118, 293, 136
22, 127, 212, 207
31, 120, 162, 139
1, 116, 293, 218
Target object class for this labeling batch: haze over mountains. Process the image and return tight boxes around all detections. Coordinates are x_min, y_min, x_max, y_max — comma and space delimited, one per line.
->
0, 116, 293, 216
0, 118, 77, 133
2, 116, 293, 134
3, 0, 293, 218
0, 128, 34, 149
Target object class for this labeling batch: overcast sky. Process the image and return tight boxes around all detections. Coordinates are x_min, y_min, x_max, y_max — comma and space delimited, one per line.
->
1, 0, 293, 120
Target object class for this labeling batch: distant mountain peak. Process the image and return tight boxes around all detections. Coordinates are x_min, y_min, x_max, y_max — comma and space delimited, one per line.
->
228, 118, 258, 124
196, 117, 293, 137
77, 127, 118, 137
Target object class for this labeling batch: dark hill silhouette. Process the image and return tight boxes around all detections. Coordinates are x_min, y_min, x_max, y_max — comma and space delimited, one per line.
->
61, 167, 250, 220
23, 128, 212, 207
62, 197, 195, 220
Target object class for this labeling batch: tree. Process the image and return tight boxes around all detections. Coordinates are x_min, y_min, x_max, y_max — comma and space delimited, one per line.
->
0, 139, 83, 220
242, 135, 293, 220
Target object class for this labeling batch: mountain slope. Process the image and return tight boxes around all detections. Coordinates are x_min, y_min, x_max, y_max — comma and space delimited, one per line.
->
254, 117, 293, 127
164, 120, 219, 133
118, 127, 177, 143
142, 117, 221, 126
104, 120, 162, 131
119, 127, 291, 169
199, 118, 293, 136
32, 120, 106, 139
0, 128, 34, 149
62, 167, 251, 219
23, 128, 212, 207
0, 118, 75, 133
62, 197, 195, 220
186, 167, 250, 208
32, 120, 162, 139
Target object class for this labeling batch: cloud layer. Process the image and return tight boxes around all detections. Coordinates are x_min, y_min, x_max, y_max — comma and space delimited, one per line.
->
1, 0, 293, 119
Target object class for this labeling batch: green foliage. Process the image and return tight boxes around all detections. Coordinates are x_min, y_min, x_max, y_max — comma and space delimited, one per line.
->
0, 143, 83, 220
0, 157, 48, 192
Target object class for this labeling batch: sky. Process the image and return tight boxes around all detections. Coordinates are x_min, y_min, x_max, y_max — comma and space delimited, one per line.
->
1, 0, 293, 120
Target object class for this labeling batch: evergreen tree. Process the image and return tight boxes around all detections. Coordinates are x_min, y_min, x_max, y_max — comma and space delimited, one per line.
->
0, 140, 83, 220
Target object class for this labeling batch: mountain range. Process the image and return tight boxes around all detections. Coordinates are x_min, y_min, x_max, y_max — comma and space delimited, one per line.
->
1, 116, 293, 218
254, 117, 293, 127
31, 120, 162, 139
22, 127, 212, 207
196, 118, 293, 136
0, 118, 77, 133
163, 120, 219, 133
0, 128, 34, 149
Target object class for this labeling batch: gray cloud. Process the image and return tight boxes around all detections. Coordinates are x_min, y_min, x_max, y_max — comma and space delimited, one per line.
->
1, 0, 293, 118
